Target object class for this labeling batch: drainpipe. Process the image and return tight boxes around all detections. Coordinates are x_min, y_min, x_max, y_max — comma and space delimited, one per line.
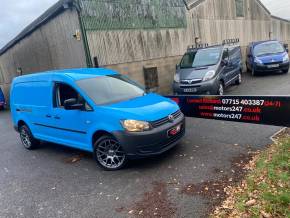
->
182, 0, 190, 10
72, 0, 93, 68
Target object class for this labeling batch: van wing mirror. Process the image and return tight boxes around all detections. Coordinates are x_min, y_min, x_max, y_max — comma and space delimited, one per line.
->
221, 59, 229, 66
64, 98, 83, 110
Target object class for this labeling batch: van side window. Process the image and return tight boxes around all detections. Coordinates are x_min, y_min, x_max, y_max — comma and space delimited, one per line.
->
54, 83, 92, 111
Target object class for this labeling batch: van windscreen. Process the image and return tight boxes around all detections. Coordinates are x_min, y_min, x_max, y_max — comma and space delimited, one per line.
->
180, 47, 222, 69
76, 75, 145, 105
254, 42, 285, 57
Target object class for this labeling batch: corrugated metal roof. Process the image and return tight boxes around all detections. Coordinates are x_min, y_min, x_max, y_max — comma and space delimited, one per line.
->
0, 0, 74, 55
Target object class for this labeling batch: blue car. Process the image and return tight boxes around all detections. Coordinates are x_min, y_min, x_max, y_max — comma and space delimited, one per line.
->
10, 68, 185, 170
0, 87, 5, 110
246, 40, 289, 76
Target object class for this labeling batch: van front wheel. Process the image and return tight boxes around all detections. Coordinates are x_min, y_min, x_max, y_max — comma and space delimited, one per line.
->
19, 125, 40, 150
93, 135, 127, 171
217, 82, 224, 96
235, 73, 242, 85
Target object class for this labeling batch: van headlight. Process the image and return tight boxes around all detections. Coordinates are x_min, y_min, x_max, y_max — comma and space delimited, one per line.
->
283, 54, 289, 63
174, 74, 180, 83
254, 58, 263, 65
121, 120, 151, 132
203, 70, 215, 81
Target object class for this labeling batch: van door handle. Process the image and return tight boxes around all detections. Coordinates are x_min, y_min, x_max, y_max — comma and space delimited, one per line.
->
46, 114, 52, 118
54, 116, 61, 120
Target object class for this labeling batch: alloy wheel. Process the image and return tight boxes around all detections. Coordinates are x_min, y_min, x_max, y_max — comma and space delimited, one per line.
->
238, 73, 242, 83
20, 128, 31, 148
218, 84, 224, 96
96, 139, 126, 170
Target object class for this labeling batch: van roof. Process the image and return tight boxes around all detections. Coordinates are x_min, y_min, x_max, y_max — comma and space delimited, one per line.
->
13, 68, 118, 83
250, 40, 280, 47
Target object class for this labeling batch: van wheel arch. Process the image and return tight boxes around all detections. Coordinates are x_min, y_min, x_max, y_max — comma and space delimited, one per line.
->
18, 120, 27, 131
92, 130, 114, 147
92, 132, 127, 170
219, 79, 225, 88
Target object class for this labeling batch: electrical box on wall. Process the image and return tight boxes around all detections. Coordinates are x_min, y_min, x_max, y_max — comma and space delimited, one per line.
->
73, 30, 81, 41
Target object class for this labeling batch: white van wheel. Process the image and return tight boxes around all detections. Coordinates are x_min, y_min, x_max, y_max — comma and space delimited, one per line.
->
19, 125, 39, 150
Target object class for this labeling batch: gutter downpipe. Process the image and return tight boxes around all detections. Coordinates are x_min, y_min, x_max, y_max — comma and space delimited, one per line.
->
73, 0, 93, 68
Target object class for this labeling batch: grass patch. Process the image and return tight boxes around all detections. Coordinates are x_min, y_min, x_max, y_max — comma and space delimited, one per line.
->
213, 135, 290, 218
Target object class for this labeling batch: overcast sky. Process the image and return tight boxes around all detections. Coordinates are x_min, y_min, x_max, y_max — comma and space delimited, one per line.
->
0, 0, 289, 49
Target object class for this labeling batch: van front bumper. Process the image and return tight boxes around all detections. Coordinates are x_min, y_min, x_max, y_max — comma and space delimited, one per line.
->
173, 80, 219, 95
254, 62, 290, 72
113, 114, 185, 159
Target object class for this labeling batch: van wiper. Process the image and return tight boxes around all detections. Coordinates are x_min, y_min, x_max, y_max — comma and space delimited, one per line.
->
257, 52, 281, 57
192, 65, 212, 69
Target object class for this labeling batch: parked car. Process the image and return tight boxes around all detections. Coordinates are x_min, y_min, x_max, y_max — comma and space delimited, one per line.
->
0, 87, 5, 110
10, 68, 185, 170
246, 40, 290, 76
173, 44, 242, 95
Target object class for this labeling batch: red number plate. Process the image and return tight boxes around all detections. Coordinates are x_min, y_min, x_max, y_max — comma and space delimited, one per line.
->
167, 124, 182, 137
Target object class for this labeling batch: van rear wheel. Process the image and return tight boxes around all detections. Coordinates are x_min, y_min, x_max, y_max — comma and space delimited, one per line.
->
93, 135, 127, 171
19, 125, 40, 150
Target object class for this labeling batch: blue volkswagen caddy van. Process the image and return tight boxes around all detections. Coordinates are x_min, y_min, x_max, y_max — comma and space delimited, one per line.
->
0, 87, 5, 110
10, 68, 185, 170
246, 40, 289, 76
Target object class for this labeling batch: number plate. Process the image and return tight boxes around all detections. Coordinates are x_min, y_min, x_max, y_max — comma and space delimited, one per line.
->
167, 124, 182, 137
184, 88, 197, 93
267, 64, 279, 68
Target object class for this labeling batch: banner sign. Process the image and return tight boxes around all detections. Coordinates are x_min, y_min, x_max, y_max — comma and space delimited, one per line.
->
166, 96, 290, 127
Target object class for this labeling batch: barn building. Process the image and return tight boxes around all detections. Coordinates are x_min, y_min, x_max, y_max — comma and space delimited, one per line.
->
0, 0, 289, 102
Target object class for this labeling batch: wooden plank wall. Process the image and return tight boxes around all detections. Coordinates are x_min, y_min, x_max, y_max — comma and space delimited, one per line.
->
0, 9, 86, 85
188, 0, 273, 47
272, 18, 290, 44
88, 0, 290, 68
86, 28, 193, 66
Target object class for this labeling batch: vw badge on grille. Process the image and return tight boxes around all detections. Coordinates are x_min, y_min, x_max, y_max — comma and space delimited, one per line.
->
168, 114, 174, 122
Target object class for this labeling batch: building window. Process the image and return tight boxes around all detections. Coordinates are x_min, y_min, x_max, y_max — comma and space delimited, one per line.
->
235, 0, 245, 17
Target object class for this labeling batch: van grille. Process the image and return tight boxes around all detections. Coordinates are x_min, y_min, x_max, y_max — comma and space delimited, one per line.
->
181, 79, 202, 85
264, 61, 282, 65
151, 110, 182, 128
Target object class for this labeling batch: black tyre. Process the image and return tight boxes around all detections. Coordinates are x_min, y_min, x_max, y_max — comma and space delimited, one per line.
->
246, 64, 250, 72
282, 69, 289, 74
217, 82, 224, 96
251, 68, 256, 76
93, 135, 127, 171
19, 125, 40, 150
235, 72, 242, 85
